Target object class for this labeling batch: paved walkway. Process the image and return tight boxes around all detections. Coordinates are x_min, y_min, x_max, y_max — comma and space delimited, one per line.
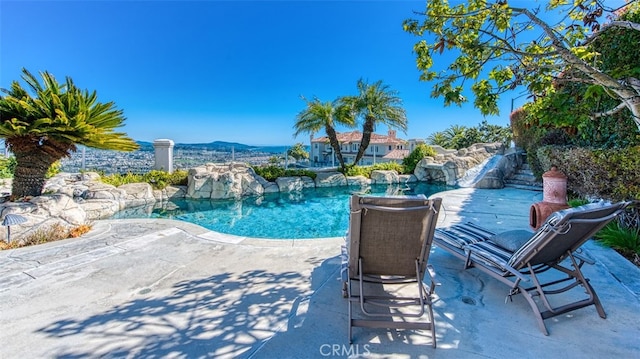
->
1, 188, 639, 358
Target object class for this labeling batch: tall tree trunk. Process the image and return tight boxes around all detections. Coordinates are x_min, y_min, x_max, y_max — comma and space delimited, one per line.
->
353, 117, 374, 165
325, 125, 347, 172
12, 150, 56, 198
7, 136, 68, 199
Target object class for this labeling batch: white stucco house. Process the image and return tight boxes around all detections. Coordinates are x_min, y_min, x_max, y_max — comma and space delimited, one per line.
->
309, 130, 425, 167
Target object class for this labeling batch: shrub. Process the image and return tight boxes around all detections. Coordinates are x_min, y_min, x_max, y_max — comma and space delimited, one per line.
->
567, 198, 589, 207
343, 165, 368, 177
537, 146, 640, 201
143, 170, 188, 189
283, 168, 317, 180
253, 165, 317, 181
100, 172, 142, 187
46, 161, 62, 178
0, 156, 16, 178
402, 144, 437, 174
509, 107, 528, 148
595, 221, 640, 262
100, 170, 188, 190
372, 162, 405, 174
343, 162, 406, 178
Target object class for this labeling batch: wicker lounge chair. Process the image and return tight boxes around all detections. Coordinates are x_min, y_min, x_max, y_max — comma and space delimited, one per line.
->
342, 194, 442, 346
433, 200, 630, 335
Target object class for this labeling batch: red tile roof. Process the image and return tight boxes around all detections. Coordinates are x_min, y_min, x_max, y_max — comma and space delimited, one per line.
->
312, 130, 405, 145
383, 149, 410, 160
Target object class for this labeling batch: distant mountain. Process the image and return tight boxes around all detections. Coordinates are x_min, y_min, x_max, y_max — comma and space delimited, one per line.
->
176, 141, 256, 151
136, 141, 154, 151
135, 140, 292, 153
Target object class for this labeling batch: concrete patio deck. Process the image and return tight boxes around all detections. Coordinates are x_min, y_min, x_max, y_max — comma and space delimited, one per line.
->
1, 187, 639, 358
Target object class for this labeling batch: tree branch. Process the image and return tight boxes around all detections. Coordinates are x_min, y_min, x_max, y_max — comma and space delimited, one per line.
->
514, 7, 639, 101
592, 101, 627, 118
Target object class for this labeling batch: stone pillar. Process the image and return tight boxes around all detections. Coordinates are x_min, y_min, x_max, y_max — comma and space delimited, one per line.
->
153, 139, 174, 173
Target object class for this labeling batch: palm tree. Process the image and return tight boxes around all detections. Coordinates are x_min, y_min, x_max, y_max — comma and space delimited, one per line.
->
443, 124, 470, 150
342, 79, 407, 166
0, 68, 139, 198
426, 132, 449, 147
293, 97, 354, 172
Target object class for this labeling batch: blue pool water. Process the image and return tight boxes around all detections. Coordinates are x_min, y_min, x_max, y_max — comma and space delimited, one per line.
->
111, 182, 451, 239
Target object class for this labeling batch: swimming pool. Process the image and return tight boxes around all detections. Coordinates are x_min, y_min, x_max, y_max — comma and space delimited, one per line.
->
111, 182, 452, 239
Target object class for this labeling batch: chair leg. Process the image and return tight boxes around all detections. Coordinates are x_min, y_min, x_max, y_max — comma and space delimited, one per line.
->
347, 273, 354, 343
421, 282, 437, 348
514, 256, 606, 336
348, 259, 437, 345
512, 279, 550, 336
568, 255, 607, 319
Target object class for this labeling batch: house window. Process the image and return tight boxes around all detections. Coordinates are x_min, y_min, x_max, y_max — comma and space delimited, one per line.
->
314, 143, 318, 149
388, 145, 392, 151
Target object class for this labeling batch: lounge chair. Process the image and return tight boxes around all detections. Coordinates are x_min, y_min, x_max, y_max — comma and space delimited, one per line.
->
433, 200, 630, 335
342, 194, 442, 346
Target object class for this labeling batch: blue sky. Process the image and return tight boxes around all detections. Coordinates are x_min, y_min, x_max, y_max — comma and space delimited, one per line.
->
2, 0, 525, 146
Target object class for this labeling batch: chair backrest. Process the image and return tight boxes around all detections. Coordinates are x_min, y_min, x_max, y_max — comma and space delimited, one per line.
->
347, 194, 442, 278
508, 201, 630, 269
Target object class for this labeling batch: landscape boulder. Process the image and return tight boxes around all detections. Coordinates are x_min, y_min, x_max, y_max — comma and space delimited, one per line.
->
314, 172, 348, 188
371, 170, 400, 184
187, 162, 266, 199
0, 194, 88, 242
83, 181, 127, 202
346, 175, 370, 188
276, 176, 314, 192
78, 199, 121, 220
152, 185, 187, 201
118, 183, 156, 208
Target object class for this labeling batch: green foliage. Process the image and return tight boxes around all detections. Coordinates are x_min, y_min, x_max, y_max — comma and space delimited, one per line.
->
595, 221, 640, 257
402, 144, 437, 174
46, 161, 62, 179
268, 156, 282, 164
253, 165, 317, 182
101, 170, 188, 190
101, 172, 145, 188
403, 0, 640, 133
294, 97, 354, 172
536, 146, 640, 201
0, 68, 139, 151
520, 4, 640, 147
0, 68, 139, 198
343, 162, 406, 178
287, 143, 309, 161
143, 170, 188, 189
509, 107, 528, 148
341, 79, 408, 166
567, 198, 589, 208
427, 120, 511, 149
295, 79, 408, 171
0, 156, 16, 178
523, 82, 640, 149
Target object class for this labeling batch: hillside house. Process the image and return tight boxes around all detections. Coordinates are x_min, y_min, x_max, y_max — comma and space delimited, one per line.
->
309, 130, 424, 167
